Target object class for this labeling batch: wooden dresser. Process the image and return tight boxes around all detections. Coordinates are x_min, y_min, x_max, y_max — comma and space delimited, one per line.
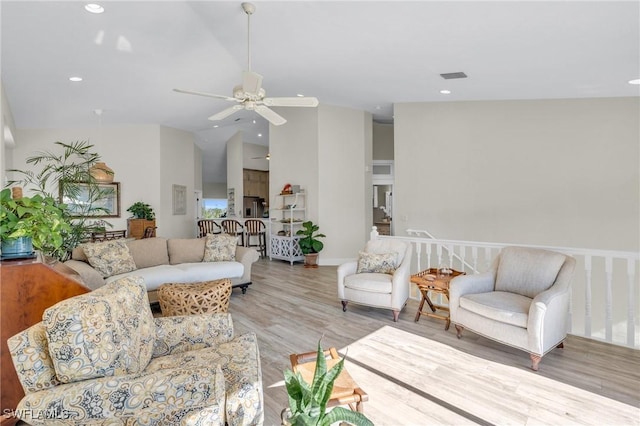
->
0, 254, 90, 425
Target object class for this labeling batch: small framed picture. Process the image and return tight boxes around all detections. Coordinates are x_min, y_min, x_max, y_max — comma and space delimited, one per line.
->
173, 184, 187, 215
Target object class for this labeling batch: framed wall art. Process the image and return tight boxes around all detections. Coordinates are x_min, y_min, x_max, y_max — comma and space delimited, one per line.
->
59, 182, 121, 218
173, 184, 187, 215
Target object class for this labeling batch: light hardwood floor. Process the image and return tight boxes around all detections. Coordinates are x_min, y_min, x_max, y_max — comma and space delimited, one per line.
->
229, 259, 640, 426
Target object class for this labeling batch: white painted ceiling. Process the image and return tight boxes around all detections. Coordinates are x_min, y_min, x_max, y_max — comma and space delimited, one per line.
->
2, 1, 639, 183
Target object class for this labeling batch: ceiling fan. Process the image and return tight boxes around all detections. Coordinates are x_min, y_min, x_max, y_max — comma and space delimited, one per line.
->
251, 153, 270, 160
174, 2, 318, 126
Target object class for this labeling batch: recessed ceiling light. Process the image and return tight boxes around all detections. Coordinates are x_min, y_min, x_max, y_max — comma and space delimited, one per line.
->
440, 89, 451, 95
629, 79, 640, 85
296, 94, 304, 97
252, 119, 256, 124
213, 125, 219, 128
84, 3, 104, 14
69, 76, 83, 82
258, 133, 262, 137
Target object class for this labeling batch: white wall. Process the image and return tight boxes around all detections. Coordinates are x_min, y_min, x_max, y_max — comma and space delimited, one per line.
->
394, 97, 640, 251
159, 126, 197, 238
243, 142, 269, 171
1, 81, 17, 186
373, 122, 393, 160
203, 182, 227, 198
270, 105, 372, 264
225, 131, 244, 217
9, 124, 202, 238
318, 106, 371, 264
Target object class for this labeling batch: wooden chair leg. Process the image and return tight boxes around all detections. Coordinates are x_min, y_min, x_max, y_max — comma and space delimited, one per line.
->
392, 310, 400, 322
455, 324, 464, 339
557, 342, 564, 349
341, 301, 348, 312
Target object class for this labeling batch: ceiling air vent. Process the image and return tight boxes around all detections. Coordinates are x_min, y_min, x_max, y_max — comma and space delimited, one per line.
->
440, 72, 468, 80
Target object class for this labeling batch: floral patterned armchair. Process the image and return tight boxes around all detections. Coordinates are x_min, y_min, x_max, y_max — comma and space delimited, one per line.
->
7, 276, 263, 425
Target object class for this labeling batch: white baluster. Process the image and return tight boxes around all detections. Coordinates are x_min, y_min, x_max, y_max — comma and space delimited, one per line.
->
627, 258, 636, 347
584, 255, 592, 338
605, 256, 613, 342
472, 246, 478, 273
460, 246, 466, 273
426, 243, 432, 269
414, 242, 422, 271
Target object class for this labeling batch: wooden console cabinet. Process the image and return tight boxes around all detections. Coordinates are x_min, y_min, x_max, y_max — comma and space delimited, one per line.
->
0, 254, 90, 425
127, 218, 156, 239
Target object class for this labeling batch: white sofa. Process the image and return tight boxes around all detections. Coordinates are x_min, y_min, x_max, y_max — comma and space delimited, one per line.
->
64, 237, 259, 301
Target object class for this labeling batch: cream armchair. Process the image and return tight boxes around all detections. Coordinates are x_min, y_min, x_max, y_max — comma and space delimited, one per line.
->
449, 246, 576, 371
338, 239, 413, 322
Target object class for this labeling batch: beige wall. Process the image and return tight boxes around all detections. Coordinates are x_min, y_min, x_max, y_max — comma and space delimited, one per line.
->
226, 131, 244, 217
373, 122, 393, 160
394, 97, 640, 251
203, 182, 227, 199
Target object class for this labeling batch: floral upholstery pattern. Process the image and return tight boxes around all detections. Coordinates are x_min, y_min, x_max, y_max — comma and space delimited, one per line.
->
82, 239, 137, 277
203, 233, 237, 262
8, 306, 263, 425
356, 251, 397, 274
147, 332, 263, 426
42, 277, 156, 384
13, 366, 225, 426
152, 313, 234, 357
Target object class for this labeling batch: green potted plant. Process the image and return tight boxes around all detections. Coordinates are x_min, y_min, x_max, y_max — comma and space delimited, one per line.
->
296, 221, 325, 268
127, 201, 155, 220
282, 339, 373, 426
7, 140, 113, 260
126, 201, 156, 239
0, 188, 71, 259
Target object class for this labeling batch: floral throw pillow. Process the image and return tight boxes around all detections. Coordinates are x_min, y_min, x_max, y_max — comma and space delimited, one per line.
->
43, 276, 156, 384
204, 233, 237, 262
82, 239, 137, 278
356, 251, 397, 274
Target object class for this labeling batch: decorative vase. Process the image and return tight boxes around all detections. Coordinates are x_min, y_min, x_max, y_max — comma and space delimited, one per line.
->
90, 162, 114, 183
1, 236, 34, 259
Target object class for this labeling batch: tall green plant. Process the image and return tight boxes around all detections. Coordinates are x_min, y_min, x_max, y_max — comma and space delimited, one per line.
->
283, 339, 373, 426
6, 141, 112, 260
295, 221, 326, 254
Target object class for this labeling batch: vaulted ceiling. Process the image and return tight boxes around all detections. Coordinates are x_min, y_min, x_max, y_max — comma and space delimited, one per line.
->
2, 1, 638, 182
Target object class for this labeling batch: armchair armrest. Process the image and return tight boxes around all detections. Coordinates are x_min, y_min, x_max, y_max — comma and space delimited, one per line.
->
390, 243, 413, 310
62, 259, 105, 290
152, 313, 234, 357
337, 261, 357, 299
235, 246, 260, 284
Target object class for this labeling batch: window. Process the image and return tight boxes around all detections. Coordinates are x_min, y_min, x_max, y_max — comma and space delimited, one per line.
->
202, 198, 227, 218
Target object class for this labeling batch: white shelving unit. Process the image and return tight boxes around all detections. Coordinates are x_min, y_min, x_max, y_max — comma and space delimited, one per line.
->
269, 192, 306, 265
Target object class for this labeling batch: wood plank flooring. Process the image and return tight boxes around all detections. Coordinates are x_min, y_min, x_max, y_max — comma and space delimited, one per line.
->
229, 259, 640, 426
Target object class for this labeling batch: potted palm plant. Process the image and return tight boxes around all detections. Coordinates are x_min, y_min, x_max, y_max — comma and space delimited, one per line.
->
282, 339, 373, 426
296, 221, 325, 268
0, 188, 71, 259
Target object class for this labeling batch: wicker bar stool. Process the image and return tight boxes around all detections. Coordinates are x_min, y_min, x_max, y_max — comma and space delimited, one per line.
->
157, 279, 232, 316
221, 219, 245, 246
244, 219, 267, 258
197, 219, 222, 238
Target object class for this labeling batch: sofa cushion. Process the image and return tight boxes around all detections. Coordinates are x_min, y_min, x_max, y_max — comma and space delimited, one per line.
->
460, 291, 531, 328
127, 237, 169, 268
82, 239, 137, 278
175, 262, 244, 283
168, 238, 206, 264
106, 265, 192, 292
43, 277, 156, 384
356, 251, 396, 274
146, 332, 263, 426
204, 233, 237, 262
344, 273, 393, 294
495, 247, 566, 298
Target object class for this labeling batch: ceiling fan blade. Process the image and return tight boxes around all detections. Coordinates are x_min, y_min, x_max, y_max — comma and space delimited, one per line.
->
208, 105, 244, 121
263, 96, 319, 107
255, 105, 287, 126
242, 71, 263, 95
174, 88, 237, 102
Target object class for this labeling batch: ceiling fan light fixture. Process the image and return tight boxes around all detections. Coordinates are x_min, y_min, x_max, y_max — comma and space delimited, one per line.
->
84, 3, 104, 14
